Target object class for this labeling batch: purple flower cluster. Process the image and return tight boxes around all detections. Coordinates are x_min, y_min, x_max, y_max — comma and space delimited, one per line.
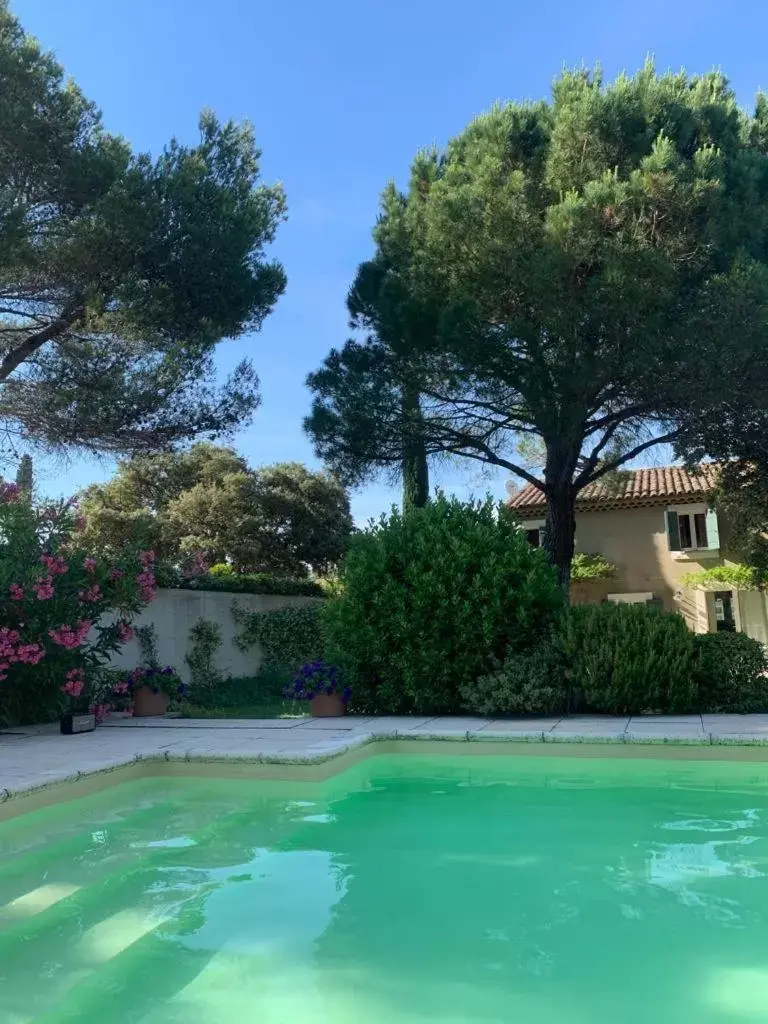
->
128, 665, 186, 696
286, 660, 351, 703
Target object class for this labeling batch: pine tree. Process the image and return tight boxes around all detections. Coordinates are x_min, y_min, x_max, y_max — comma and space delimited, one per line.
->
15, 455, 32, 495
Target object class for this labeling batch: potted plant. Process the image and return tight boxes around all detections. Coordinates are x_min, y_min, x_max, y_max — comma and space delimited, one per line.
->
127, 665, 186, 717
59, 667, 95, 734
286, 660, 350, 717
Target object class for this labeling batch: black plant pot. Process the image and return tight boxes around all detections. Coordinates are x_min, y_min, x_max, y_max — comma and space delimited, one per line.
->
60, 713, 96, 735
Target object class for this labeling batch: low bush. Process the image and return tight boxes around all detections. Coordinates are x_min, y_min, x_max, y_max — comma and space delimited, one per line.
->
694, 631, 768, 713
233, 602, 323, 672
461, 636, 568, 716
564, 603, 697, 714
322, 496, 565, 714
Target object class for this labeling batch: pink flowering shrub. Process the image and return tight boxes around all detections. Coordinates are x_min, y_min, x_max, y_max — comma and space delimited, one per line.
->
0, 493, 157, 726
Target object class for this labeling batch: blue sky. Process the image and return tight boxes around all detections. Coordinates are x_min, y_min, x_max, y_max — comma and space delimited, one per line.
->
12, 0, 768, 521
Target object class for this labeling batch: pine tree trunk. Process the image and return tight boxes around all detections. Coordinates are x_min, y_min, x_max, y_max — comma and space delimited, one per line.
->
543, 446, 579, 594
544, 488, 577, 593
402, 380, 429, 510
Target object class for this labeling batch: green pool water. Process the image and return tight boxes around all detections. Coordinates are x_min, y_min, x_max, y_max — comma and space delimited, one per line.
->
2, 753, 768, 1023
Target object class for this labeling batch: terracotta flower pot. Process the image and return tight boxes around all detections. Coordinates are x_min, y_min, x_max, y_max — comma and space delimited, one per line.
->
132, 686, 169, 717
310, 692, 346, 718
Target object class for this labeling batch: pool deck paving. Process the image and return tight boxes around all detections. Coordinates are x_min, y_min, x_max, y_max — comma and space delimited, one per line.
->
3, 712, 768, 801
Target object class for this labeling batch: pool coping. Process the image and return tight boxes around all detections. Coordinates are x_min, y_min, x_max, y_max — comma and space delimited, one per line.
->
6, 727, 768, 821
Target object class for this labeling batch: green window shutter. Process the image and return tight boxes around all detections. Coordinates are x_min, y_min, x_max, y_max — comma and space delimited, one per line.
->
665, 510, 681, 551
705, 508, 720, 550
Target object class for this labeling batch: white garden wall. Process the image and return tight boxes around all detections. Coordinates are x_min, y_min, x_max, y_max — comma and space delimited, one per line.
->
106, 588, 321, 682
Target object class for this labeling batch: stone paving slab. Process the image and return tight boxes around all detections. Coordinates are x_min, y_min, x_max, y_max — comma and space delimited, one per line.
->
5, 713, 768, 802
101, 715, 308, 730
484, 719, 562, 733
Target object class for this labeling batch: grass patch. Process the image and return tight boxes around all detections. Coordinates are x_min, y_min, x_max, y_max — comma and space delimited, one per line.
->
179, 699, 306, 719
173, 668, 309, 720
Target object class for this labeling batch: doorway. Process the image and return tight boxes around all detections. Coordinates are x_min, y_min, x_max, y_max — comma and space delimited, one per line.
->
713, 591, 736, 632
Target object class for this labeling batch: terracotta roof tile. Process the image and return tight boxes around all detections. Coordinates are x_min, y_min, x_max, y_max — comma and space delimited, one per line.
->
507, 463, 719, 513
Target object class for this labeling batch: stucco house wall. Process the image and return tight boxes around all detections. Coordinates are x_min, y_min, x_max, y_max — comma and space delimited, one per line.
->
569, 504, 717, 631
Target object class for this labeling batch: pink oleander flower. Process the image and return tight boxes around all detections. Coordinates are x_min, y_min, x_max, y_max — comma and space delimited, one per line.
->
8, 584, 24, 600
16, 644, 44, 665
0, 482, 21, 503
136, 568, 156, 603
117, 621, 134, 643
41, 553, 68, 575
83, 557, 97, 572
62, 678, 84, 697
112, 681, 129, 695
33, 576, 55, 600
49, 620, 91, 650
108, 567, 124, 581
0, 629, 21, 670
139, 550, 156, 567
78, 584, 102, 604
89, 703, 110, 724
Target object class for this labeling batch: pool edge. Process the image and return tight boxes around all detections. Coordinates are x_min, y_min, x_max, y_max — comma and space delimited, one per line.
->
4, 730, 768, 821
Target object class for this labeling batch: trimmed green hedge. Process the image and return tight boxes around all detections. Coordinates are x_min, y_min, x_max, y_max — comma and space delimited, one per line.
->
157, 567, 324, 597
564, 604, 698, 714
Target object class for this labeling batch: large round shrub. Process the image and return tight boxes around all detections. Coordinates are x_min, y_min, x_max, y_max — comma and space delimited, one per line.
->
563, 603, 697, 714
694, 631, 768, 713
322, 496, 564, 714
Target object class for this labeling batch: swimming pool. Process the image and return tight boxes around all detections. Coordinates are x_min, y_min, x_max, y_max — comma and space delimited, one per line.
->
2, 751, 768, 1022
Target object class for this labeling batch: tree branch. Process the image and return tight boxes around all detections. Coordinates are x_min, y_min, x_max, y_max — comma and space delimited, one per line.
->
0, 303, 83, 382
579, 430, 680, 486
573, 420, 626, 488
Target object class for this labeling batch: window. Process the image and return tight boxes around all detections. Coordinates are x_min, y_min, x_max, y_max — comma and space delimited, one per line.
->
677, 512, 708, 549
666, 506, 719, 554
521, 520, 545, 548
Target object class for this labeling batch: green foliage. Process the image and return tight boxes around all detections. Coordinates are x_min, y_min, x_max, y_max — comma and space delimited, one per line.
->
460, 636, 568, 716
185, 618, 224, 698
208, 563, 234, 577
322, 496, 565, 714
0, 7, 286, 458
571, 553, 616, 581
692, 462, 768, 575
694, 631, 768, 713
80, 446, 352, 576
308, 61, 768, 582
563, 604, 697, 714
233, 603, 324, 672
680, 563, 764, 590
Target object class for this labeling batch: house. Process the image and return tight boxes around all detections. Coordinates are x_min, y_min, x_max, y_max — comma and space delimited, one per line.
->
508, 463, 768, 643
